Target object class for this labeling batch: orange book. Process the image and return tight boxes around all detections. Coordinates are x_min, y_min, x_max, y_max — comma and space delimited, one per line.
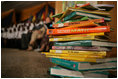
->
53, 18, 104, 28
47, 26, 110, 35
63, 22, 97, 28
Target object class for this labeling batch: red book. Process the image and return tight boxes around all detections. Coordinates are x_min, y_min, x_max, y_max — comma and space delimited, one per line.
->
47, 26, 110, 35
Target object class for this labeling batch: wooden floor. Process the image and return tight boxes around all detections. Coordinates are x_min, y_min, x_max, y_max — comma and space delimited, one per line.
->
1, 48, 55, 78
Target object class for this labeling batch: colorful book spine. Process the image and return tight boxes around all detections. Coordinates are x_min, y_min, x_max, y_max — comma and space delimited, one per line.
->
49, 32, 105, 38
49, 50, 106, 55
47, 26, 110, 35
54, 40, 93, 46
44, 53, 104, 58
49, 35, 95, 41
49, 56, 98, 62
53, 18, 104, 28
42, 51, 106, 56
63, 22, 97, 28
52, 46, 111, 51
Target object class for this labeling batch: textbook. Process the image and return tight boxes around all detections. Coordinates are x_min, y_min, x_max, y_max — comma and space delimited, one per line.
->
54, 40, 117, 47
50, 58, 117, 71
47, 26, 110, 35
42, 51, 106, 56
49, 32, 106, 38
49, 35, 108, 42
52, 46, 111, 51
63, 22, 98, 28
63, 11, 111, 21
53, 18, 104, 28
50, 66, 109, 78
44, 53, 104, 59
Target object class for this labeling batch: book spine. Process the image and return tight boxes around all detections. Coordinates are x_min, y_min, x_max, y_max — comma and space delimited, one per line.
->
42, 51, 106, 56
52, 46, 111, 51
63, 22, 97, 28
47, 26, 110, 35
53, 18, 104, 28
49, 56, 97, 62
45, 53, 104, 58
49, 50, 106, 56
49, 35, 95, 42
54, 40, 92, 46
49, 32, 105, 38
50, 58, 79, 70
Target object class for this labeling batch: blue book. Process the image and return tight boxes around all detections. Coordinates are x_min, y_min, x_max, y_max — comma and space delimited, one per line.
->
50, 66, 109, 78
50, 58, 117, 71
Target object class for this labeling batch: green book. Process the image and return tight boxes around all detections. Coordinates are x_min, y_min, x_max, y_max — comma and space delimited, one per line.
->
63, 11, 111, 21
50, 58, 117, 71
50, 66, 109, 78
55, 16, 88, 24
54, 40, 117, 47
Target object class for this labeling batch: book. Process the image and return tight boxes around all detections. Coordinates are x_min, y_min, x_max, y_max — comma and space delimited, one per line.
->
54, 40, 116, 47
69, 7, 110, 16
52, 46, 111, 51
50, 58, 117, 71
47, 26, 110, 35
76, 3, 115, 11
42, 51, 106, 56
49, 35, 108, 42
78, 3, 104, 11
60, 22, 98, 28
44, 53, 104, 59
63, 11, 111, 21
95, 4, 114, 11
53, 18, 104, 28
49, 32, 105, 38
50, 66, 109, 78
55, 16, 89, 24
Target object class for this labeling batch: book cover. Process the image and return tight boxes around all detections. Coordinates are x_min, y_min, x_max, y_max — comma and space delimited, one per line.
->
47, 26, 110, 35
52, 46, 111, 51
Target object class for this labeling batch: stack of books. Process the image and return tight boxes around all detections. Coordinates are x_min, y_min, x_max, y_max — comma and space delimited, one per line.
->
42, 3, 117, 78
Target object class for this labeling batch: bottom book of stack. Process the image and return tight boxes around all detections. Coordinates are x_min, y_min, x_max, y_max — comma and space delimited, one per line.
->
49, 58, 117, 78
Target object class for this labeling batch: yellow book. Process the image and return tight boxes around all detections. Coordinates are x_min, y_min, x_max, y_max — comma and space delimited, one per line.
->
49, 32, 105, 38
46, 55, 97, 62
42, 52, 106, 57
44, 53, 104, 58
49, 35, 108, 42
49, 50, 106, 56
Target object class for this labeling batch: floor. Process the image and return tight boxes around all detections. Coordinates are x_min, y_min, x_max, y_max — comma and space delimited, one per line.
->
1, 48, 55, 78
